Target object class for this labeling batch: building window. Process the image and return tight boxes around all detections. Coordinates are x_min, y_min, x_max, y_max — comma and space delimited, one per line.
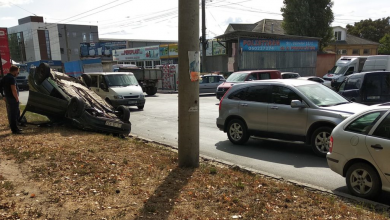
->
352, 49, 359, 55
82, 33, 87, 42
338, 49, 347, 55
89, 33, 94, 42
363, 49, 370, 55
154, 60, 161, 67
335, 31, 342, 41
145, 61, 153, 68
74, 48, 79, 54
72, 32, 77, 37
124, 62, 130, 64
136, 61, 144, 67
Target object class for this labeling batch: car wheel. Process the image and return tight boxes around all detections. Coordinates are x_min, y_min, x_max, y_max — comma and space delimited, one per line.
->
117, 105, 130, 122
227, 119, 249, 145
311, 126, 332, 157
81, 74, 92, 87
137, 105, 144, 110
34, 63, 52, 85
346, 163, 381, 199
67, 97, 85, 118
146, 87, 157, 96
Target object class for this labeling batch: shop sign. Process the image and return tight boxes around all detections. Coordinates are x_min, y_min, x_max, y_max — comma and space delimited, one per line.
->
240, 39, 318, 52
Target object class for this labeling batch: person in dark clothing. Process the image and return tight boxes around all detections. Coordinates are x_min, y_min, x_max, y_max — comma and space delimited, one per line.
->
0, 65, 23, 134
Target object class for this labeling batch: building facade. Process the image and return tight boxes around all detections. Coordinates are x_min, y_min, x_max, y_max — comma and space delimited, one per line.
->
7, 16, 98, 64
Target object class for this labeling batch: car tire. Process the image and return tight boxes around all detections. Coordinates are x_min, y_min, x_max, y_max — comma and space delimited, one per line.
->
227, 119, 249, 145
34, 63, 52, 85
146, 87, 157, 96
67, 97, 85, 118
81, 74, 92, 87
137, 105, 144, 110
117, 105, 130, 122
346, 163, 381, 199
311, 126, 332, 157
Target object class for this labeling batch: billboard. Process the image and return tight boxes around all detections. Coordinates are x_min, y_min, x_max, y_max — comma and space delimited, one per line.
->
160, 44, 179, 59
0, 28, 11, 74
80, 41, 127, 60
113, 45, 160, 61
212, 41, 226, 56
240, 39, 319, 52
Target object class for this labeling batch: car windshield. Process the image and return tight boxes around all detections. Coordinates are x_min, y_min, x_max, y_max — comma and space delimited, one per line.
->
296, 84, 349, 107
226, 72, 249, 82
328, 66, 347, 75
104, 74, 138, 87
17, 65, 29, 77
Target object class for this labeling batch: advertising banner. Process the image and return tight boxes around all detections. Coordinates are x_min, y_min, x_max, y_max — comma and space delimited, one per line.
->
113, 45, 160, 61
80, 41, 127, 60
212, 41, 226, 56
240, 39, 318, 52
0, 28, 11, 74
159, 44, 178, 59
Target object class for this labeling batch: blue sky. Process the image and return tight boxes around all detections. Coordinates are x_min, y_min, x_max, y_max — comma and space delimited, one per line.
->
0, 0, 389, 40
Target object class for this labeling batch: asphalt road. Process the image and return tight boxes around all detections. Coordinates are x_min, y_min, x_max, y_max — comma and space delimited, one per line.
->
19, 91, 390, 205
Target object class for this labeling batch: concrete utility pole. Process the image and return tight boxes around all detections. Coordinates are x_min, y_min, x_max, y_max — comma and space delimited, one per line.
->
178, 0, 200, 168
201, 0, 207, 73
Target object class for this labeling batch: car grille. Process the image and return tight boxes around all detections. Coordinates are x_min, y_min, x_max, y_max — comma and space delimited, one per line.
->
124, 95, 139, 99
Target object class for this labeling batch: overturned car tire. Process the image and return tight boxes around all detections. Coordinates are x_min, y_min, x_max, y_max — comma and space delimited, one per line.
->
81, 74, 92, 88
67, 97, 85, 118
34, 63, 52, 85
116, 105, 130, 122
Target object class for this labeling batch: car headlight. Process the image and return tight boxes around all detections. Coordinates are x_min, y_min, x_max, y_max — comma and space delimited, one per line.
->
114, 95, 124, 99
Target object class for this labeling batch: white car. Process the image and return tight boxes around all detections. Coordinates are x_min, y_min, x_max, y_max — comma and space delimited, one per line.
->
327, 105, 390, 199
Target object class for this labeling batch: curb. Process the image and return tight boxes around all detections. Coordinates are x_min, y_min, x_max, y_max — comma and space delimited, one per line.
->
157, 90, 178, 94
128, 134, 390, 212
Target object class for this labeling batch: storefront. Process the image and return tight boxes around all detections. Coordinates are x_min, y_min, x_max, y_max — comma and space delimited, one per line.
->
113, 45, 161, 68
159, 44, 178, 65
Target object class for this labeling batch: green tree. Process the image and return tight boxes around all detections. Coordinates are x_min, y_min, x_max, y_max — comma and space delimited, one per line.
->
346, 17, 390, 43
281, 0, 334, 50
379, 34, 390, 54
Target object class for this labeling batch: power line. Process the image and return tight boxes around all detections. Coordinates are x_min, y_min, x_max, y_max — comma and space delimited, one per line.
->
7, 2, 37, 16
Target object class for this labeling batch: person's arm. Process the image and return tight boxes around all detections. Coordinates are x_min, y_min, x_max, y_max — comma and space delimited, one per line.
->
10, 85, 19, 102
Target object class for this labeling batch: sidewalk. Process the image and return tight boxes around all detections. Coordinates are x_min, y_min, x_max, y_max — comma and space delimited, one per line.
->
157, 89, 178, 94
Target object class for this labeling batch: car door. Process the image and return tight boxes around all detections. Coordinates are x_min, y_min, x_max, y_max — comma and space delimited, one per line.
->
199, 76, 210, 93
267, 85, 308, 138
89, 75, 100, 94
231, 85, 269, 132
208, 76, 220, 93
94, 75, 109, 98
366, 112, 390, 183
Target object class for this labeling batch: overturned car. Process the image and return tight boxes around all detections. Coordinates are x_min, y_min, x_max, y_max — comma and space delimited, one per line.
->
21, 63, 131, 136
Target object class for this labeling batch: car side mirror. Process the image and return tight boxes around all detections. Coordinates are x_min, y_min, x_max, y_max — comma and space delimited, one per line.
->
291, 100, 306, 108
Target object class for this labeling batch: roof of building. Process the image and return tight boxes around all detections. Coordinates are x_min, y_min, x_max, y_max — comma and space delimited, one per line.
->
99, 38, 177, 43
331, 34, 379, 45
227, 23, 258, 32
252, 19, 285, 35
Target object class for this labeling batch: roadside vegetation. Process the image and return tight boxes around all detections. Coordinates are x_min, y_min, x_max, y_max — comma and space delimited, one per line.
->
0, 101, 389, 219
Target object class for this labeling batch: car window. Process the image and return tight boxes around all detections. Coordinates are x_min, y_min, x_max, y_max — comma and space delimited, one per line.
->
296, 84, 347, 106
209, 76, 218, 83
345, 67, 354, 76
98, 75, 106, 87
228, 88, 248, 100
364, 74, 390, 100
90, 75, 98, 87
345, 111, 386, 135
345, 76, 363, 90
247, 73, 257, 81
372, 113, 390, 139
259, 73, 270, 80
246, 85, 269, 102
200, 76, 209, 84
271, 86, 301, 105
338, 81, 346, 91
226, 72, 248, 82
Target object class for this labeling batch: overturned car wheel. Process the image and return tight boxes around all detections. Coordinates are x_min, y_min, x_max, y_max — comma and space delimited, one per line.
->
34, 63, 52, 85
67, 97, 85, 118
116, 105, 130, 122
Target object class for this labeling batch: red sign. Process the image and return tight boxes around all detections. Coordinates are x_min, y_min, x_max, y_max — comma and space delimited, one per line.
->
0, 28, 11, 74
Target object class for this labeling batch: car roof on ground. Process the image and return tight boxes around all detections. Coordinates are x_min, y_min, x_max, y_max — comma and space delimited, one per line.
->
86, 72, 135, 75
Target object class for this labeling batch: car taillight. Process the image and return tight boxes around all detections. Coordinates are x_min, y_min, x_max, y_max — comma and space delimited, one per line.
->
329, 136, 333, 153
219, 87, 231, 111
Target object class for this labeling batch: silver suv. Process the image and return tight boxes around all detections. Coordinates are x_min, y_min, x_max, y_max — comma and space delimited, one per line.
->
216, 79, 368, 156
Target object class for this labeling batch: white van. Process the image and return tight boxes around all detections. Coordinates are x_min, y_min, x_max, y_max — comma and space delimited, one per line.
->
86, 72, 145, 110
362, 55, 390, 72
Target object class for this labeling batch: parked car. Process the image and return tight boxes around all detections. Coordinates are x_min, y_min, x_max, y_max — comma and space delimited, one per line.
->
15, 64, 29, 90
216, 79, 367, 156
199, 74, 225, 94
86, 72, 146, 110
216, 70, 281, 99
297, 76, 332, 88
281, 72, 301, 79
23, 63, 131, 136
327, 105, 390, 199
337, 71, 390, 105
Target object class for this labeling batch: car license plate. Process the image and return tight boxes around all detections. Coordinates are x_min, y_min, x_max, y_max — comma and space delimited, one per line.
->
128, 101, 137, 104
105, 121, 122, 128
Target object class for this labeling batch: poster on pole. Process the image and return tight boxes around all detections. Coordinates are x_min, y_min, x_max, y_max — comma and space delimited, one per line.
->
0, 28, 11, 74
188, 51, 200, 82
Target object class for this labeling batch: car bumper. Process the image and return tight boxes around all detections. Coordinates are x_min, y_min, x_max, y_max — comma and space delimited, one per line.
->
216, 117, 224, 131
111, 98, 145, 107
326, 152, 347, 176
